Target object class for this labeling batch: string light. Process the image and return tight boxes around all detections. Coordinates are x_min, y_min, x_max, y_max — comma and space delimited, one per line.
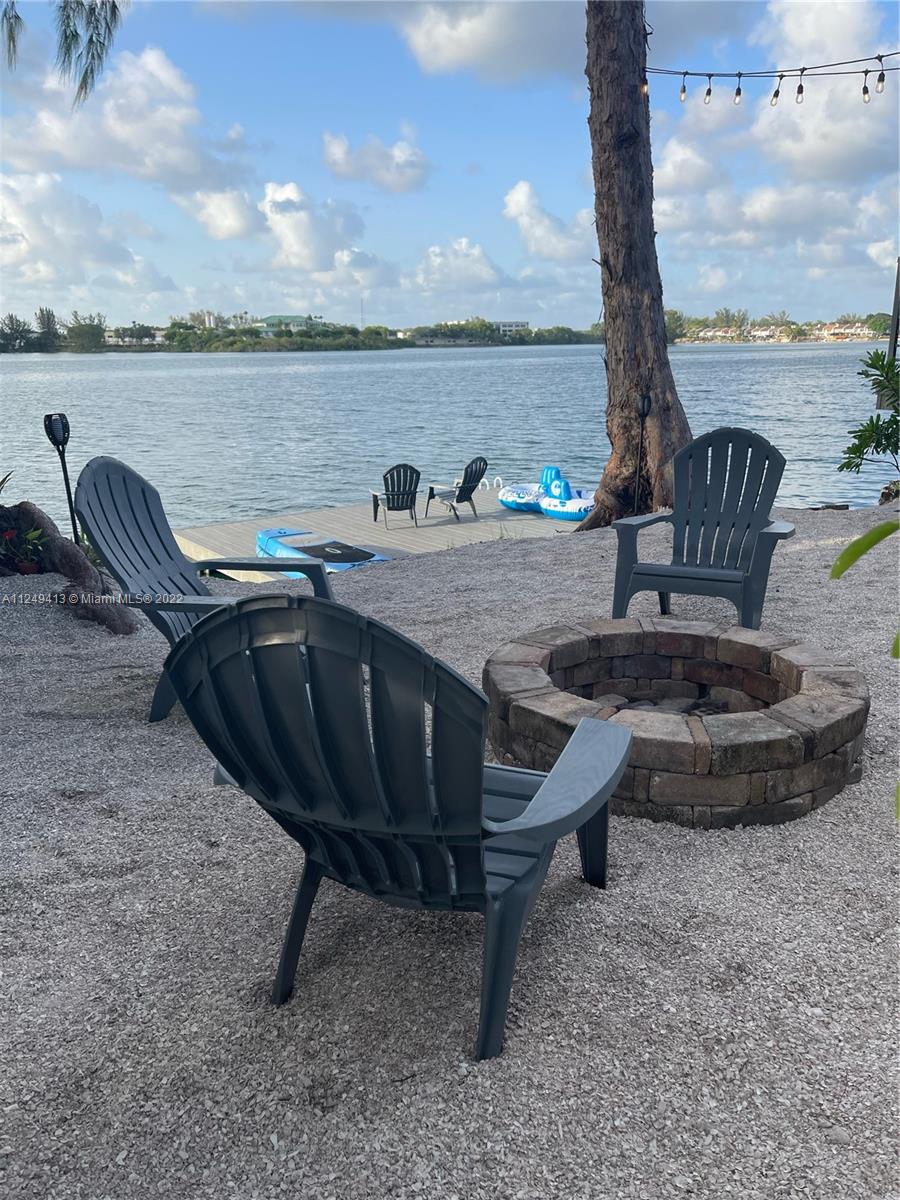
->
862, 68, 871, 103
644, 49, 899, 108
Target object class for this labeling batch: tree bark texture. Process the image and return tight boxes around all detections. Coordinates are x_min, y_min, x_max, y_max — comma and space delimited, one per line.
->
579, 0, 692, 530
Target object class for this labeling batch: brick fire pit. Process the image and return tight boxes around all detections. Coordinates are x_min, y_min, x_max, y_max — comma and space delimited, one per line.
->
484, 618, 868, 829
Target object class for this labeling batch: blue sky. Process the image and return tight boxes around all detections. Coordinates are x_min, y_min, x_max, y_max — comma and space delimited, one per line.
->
2, 0, 898, 328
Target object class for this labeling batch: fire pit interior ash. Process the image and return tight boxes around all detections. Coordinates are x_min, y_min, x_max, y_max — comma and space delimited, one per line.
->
484, 618, 869, 830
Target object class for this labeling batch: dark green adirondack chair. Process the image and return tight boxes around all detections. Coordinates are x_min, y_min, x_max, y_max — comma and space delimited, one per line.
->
74, 456, 332, 721
164, 594, 632, 1059
612, 428, 794, 629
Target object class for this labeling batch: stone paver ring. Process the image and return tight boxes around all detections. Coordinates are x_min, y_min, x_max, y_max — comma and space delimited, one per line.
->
484, 618, 868, 829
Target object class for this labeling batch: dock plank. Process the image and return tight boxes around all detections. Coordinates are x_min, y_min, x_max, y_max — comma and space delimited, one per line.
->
174, 488, 573, 582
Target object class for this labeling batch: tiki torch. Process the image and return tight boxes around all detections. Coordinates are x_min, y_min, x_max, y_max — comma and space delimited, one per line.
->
43, 412, 80, 543
633, 394, 652, 515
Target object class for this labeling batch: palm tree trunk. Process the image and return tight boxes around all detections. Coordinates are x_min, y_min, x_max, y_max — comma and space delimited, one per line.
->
578, 0, 691, 531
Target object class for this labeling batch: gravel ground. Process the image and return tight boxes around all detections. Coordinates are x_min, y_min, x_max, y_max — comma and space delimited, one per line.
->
1, 505, 897, 1200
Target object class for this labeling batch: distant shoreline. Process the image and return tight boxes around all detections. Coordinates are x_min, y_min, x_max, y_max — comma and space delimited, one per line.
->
2, 337, 887, 357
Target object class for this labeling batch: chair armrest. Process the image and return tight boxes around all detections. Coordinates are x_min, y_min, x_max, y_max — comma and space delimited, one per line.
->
119, 593, 225, 612
613, 512, 672, 537
761, 519, 795, 540
481, 719, 632, 844
193, 557, 333, 599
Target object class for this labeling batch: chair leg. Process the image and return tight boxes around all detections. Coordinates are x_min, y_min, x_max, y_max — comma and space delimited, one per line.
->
411, 505, 418, 527
424, 487, 433, 518
739, 584, 763, 630
576, 803, 609, 889
272, 858, 325, 1005
468, 499, 478, 519
474, 885, 531, 1060
658, 592, 671, 616
371, 494, 380, 524
149, 670, 178, 723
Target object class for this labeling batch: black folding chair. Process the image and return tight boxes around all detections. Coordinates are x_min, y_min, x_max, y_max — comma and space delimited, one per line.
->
425, 456, 488, 521
370, 463, 420, 529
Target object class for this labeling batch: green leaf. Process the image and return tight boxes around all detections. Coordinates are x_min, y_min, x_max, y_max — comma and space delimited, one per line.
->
831, 519, 900, 578
892, 630, 899, 659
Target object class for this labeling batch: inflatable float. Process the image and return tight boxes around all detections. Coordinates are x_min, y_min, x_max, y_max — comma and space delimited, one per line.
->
256, 528, 391, 576
497, 465, 559, 512
498, 466, 594, 522
538, 475, 594, 522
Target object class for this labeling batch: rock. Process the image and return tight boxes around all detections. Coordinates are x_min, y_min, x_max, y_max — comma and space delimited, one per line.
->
878, 479, 899, 504
0, 501, 139, 635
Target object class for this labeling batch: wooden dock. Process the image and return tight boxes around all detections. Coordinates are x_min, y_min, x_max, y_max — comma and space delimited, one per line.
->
174, 487, 573, 582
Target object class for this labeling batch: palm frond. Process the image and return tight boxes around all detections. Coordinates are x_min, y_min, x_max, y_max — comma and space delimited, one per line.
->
1, 1, 23, 68
56, 0, 125, 106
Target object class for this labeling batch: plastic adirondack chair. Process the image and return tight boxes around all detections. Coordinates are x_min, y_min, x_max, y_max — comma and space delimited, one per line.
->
164, 594, 632, 1060
425, 456, 488, 520
611, 428, 794, 630
74, 456, 333, 722
370, 463, 420, 529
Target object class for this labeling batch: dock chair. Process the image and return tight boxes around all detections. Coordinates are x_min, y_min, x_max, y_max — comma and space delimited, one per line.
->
425, 456, 488, 520
74, 456, 333, 722
371, 463, 420, 529
611, 428, 794, 630
164, 594, 632, 1060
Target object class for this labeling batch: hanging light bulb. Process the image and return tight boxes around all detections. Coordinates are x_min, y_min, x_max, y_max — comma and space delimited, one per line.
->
796, 67, 805, 104
770, 73, 784, 106
704, 74, 712, 105
862, 68, 871, 103
679, 72, 687, 102
875, 55, 885, 92
733, 71, 743, 105
640, 76, 649, 96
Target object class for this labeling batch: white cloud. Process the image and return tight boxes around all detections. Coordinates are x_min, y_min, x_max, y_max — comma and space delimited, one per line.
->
410, 237, 503, 292
0, 172, 175, 301
697, 264, 730, 292
654, 138, 719, 193
322, 130, 432, 192
748, 0, 899, 183
257, 181, 365, 271
175, 189, 263, 240
3, 48, 245, 193
503, 181, 594, 261
393, 1, 760, 83
866, 238, 898, 271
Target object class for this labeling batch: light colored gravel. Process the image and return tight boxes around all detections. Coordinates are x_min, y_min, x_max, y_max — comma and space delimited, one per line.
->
0, 505, 897, 1200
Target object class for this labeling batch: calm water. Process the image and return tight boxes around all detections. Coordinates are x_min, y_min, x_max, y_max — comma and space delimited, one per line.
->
1, 342, 889, 528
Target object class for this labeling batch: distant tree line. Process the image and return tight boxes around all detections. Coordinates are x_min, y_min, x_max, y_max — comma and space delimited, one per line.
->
663, 308, 892, 344
0, 309, 109, 353
1, 306, 891, 354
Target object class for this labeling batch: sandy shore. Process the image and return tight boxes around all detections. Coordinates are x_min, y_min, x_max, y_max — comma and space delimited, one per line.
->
1, 505, 897, 1200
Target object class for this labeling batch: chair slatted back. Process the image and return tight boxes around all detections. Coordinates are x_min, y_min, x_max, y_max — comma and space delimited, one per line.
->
670, 429, 785, 572
382, 463, 420, 511
165, 596, 490, 910
75, 456, 207, 645
454, 457, 488, 503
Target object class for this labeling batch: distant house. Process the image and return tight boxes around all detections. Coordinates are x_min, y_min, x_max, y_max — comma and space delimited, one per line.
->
252, 314, 325, 337
494, 321, 530, 337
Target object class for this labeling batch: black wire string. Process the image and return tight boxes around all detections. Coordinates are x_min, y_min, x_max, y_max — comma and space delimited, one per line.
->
648, 50, 899, 81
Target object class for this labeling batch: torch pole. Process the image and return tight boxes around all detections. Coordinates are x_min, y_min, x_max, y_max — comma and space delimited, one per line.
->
634, 395, 652, 515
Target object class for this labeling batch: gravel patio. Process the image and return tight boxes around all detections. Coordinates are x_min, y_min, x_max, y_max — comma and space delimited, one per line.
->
0, 505, 896, 1200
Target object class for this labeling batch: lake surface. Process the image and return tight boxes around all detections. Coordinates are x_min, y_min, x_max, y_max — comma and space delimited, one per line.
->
1, 342, 890, 529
